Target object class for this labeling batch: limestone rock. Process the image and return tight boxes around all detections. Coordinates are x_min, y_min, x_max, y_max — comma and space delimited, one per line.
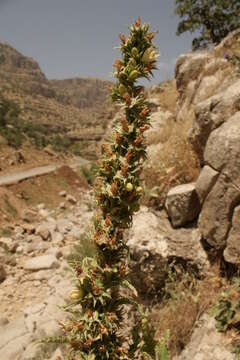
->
37, 203, 45, 211
22, 223, 35, 234
0, 237, 17, 253
128, 207, 209, 298
199, 174, 239, 250
165, 183, 200, 227
224, 205, 240, 265
199, 113, 240, 249
59, 190, 67, 197
195, 165, 219, 205
173, 314, 235, 360
39, 209, 50, 218
24, 255, 59, 271
59, 201, 66, 210
204, 111, 240, 183
66, 194, 77, 204
0, 265, 7, 283
46, 247, 63, 259
36, 224, 51, 241
22, 208, 38, 223
189, 80, 240, 163
50, 348, 64, 360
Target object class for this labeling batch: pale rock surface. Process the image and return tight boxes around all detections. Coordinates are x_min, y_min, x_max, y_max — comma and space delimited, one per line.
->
66, 194, 77, 204
189, 79, 240, 164
24, 255, 59, 271
21, 223, 35, 234
36, 224, 51, 241
128, 207, 209, 297
59, 190, 67, 197
173, 314, 234, 360
165, 183, 200, 227
46, 247, 63, 259
22, 208, 38, 223
49, 348, 64, 360
224, 205, 240, 265
195, 165, 219, 205
199, 174, 239, 250
198, 112, 240, 251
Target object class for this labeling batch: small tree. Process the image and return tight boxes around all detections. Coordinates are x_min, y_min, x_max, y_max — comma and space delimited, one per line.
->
46, 18, 165, 359
175, 0, 240, 50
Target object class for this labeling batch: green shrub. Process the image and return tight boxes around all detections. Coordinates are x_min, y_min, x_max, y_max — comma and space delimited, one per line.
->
175, 0, 240, 50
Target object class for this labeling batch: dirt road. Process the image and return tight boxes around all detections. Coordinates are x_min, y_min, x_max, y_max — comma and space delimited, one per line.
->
0, 156, 89, 187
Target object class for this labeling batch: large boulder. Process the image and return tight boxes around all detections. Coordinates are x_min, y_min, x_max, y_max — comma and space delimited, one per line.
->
165, 183, 200, 228
128, 207, 209, 298
24, 255, 59, 271
198, 112, 240, 250
189, 79, 240, 164
195, 165, 219, 205
173, 314, 235, 360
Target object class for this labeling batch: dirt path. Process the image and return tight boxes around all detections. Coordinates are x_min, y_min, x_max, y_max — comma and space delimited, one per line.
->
0, 156, 89, 187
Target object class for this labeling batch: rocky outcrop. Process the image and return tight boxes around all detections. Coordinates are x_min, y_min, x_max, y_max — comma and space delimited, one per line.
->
173, 314, 235, 360
128, 207, 209, 298
165, 183, 200, 227
224, 205, 240, 265
198, 113, 240, 250
195, 165, 218, 205
189, 79, 240, 163
174, 30, 240, 265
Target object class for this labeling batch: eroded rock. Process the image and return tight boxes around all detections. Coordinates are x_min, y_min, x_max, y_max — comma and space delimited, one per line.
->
165, 183, 200, 227
224, 205, 240, 265
128, 207, 209, 298
24, 255, 59, 271
195, 165, 219, 205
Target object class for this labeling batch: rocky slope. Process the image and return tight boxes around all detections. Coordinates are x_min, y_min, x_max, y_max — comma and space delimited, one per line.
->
1, 30, 240, 360
168, 29, 240, 266
0, 41, 113, 160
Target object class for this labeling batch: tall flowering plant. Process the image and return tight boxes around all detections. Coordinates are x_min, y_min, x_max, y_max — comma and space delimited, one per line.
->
49, 18, 159, 359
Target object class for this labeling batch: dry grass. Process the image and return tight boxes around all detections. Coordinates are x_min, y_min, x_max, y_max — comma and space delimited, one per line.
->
143, 116, 200, 207
149, 80, 178, 115
150, 271, 224, 357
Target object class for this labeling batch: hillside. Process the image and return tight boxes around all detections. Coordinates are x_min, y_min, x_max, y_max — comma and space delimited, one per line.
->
0, 41, 113, 164
1, 29, 240, 360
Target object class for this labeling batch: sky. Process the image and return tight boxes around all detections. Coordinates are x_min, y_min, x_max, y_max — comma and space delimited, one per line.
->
0, 0, 195, 84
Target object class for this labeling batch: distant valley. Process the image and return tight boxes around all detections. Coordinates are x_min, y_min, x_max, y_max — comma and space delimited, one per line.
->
0, 41, 114, 161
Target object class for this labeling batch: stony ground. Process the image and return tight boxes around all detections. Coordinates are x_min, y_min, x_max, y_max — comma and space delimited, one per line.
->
0, 189, 93, 359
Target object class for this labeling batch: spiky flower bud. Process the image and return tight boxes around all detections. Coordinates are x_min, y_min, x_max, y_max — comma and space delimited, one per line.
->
129, 70, 140, 81
136, 186, 143, 194
126, 183, 133, 192
69, 288, 83, 301
119, 83, 127, 96
131, 47, 139, 58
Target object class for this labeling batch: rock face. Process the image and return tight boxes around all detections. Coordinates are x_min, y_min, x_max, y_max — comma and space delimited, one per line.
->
195, 165, 218, 205
165, 183, 200, 228
175, 30, 240, 264
198, 113, 240, 250
189, 79, 240, 164
128, 207, 209, 298
224, 205, 240, 265
173, 314, 235, 360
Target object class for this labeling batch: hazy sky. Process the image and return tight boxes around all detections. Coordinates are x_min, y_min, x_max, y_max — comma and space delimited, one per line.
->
0, 0, 195, 84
